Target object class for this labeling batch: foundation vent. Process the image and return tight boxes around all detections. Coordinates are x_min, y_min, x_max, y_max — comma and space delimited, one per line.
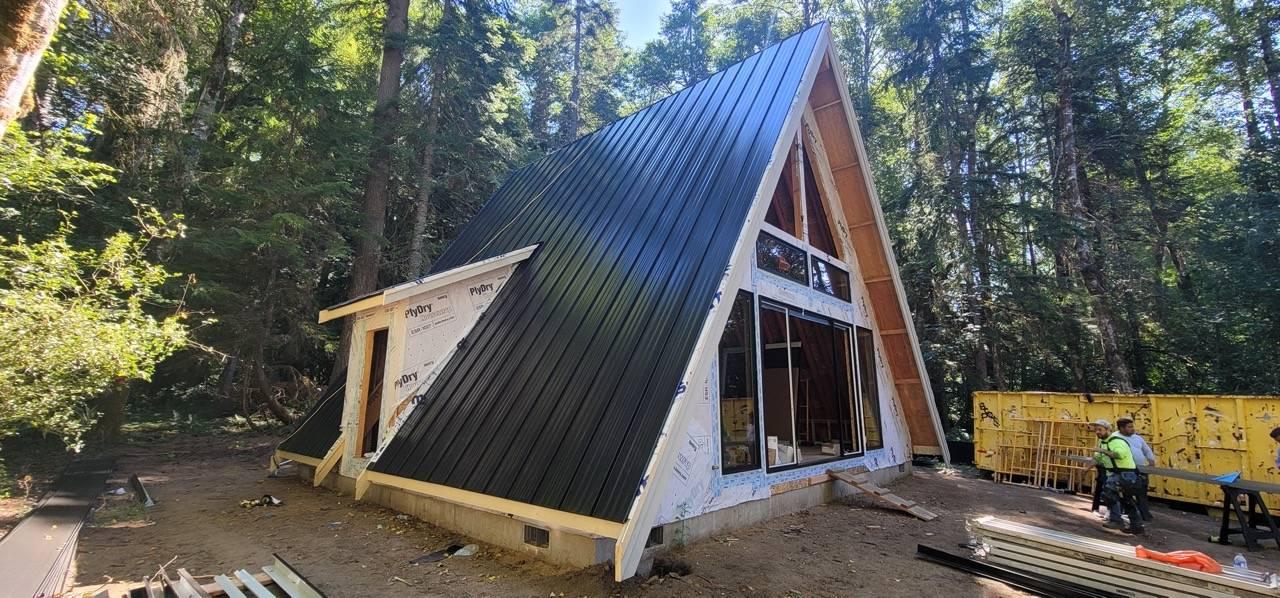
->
523, 524, 550, 548
646, 526, 664, 548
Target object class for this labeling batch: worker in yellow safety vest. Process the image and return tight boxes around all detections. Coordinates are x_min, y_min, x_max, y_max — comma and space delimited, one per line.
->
1092, 419, 1144, 535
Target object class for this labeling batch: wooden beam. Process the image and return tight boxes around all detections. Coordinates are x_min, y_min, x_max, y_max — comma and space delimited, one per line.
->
864, 275, 892, 284
312, 434, 345, 488
829, 161, 860, 173
850, 220, 877, 229
274, 450, 321, 468
880, 328, 908, 336
361, 470, 623, 539
811, 98, 842, 112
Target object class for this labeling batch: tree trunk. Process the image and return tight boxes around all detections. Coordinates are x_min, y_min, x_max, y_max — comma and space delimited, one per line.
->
0, 0, 68, 138
350, 0, 409, 300
95, 377, 130, 444
179, 0, 253, 210
406, 1, 451, 279
565, 0, 583, 143
1258, 2, 1280, 134
1223, 0, 1262, 149
1051, 1, 1134, 392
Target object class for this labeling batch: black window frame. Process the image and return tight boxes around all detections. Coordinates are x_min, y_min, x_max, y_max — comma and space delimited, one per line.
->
718, 290, 763, 475
856, 326, 885, 451
810, 255, 852, 301
756, 231, 809, 285
757, 298, 865, 474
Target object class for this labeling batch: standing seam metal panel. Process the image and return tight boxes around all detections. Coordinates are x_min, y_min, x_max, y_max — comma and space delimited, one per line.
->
370, 26, 824, 522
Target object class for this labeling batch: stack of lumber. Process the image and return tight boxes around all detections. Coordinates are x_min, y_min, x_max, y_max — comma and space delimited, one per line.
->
970, 516, 1279, 598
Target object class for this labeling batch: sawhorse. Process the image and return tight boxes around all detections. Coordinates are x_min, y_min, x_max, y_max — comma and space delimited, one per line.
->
1217, 485, 1280, 551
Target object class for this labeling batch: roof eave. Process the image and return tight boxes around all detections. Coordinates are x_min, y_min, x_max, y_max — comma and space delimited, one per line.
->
318, 244, 539, 324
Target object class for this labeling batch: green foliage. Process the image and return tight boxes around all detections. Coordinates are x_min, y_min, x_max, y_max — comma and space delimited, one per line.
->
0, 209, 187, 448
4, 0, 1277, 442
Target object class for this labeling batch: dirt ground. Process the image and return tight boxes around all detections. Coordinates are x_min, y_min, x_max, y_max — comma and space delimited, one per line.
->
28, 431, 1271, 597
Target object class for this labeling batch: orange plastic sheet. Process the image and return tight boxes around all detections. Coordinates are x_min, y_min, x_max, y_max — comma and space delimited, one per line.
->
1134, 546, 1224, 573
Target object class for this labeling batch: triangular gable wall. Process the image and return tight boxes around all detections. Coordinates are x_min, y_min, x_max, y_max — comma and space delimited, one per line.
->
611, 24, 946, 582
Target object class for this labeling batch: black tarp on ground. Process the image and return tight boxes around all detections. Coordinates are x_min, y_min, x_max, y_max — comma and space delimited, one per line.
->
370, 26, 824, 523
277, 372, 345, 459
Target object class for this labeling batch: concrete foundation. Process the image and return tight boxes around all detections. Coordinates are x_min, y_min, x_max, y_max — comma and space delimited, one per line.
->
294, 462, 911, 571
649, 463, 912, 553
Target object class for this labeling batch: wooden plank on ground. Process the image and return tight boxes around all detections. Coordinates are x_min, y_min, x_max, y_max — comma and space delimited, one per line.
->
829, 469, 938, 521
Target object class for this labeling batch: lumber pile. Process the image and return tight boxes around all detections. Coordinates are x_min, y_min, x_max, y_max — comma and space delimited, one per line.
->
829, 469, 937, 521
130, 553, 324, 598
970, 516, 1280, 598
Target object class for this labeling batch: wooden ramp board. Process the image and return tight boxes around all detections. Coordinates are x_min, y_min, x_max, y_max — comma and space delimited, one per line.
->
829, 469, 937, 521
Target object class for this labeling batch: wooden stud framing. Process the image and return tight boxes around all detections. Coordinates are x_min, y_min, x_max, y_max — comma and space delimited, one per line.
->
274, 450, 321, 468
359, 470, 623, 539
312, 434, 345, 488
352, 327, 386, 459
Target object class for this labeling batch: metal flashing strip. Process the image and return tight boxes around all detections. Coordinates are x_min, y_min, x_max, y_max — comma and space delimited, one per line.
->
318, 245, 538, 323
916, 544, 1119, 598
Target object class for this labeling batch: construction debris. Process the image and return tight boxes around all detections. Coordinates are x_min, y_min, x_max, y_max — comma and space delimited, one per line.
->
131, 553, 324, 598
829, 470, 938, 521
239, 495, 283, 509
130, 473, 156, 507
969, 516, 1279, 598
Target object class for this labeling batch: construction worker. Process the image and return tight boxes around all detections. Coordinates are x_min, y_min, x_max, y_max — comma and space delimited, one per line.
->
1117, 417, 1155, 522
1271, 427, 1280, 472
1092, 419, 1144, 534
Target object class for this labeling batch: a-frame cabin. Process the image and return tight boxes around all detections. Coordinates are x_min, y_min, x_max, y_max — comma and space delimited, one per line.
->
277, 23, 947, 582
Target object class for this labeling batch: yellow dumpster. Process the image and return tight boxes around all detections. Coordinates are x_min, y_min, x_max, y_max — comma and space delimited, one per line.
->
972, 391, 1280, 509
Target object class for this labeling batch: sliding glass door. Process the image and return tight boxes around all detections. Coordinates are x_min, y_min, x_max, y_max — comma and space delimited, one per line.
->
758, 301, 862, 470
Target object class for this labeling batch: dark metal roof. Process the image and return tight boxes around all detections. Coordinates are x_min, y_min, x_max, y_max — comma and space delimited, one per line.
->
370, 26, 823, 523
278, 373, 346, 458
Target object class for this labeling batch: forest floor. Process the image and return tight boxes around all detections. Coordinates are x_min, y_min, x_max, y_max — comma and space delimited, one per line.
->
2, 429, 1265, 597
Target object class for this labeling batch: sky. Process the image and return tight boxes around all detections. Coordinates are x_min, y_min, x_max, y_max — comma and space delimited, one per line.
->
615, 0, 673, 48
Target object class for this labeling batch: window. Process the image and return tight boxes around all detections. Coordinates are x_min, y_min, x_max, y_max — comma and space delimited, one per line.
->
763, 157, 799, 236
811, 256, 851, 301
756, 232, 808, 285
856, 326, 884, 450
358, 328, 389, 455
718, 291, 760, 474
759, 302, 861, 470
803, 150, 839, 257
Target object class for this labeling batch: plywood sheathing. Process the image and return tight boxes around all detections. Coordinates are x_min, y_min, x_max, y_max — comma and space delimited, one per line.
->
806, 64, 943, 452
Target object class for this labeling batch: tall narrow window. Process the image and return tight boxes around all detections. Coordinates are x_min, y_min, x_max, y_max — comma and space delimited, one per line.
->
718, 292, 760, 473
760, 304, 797, 467
764, 155, 799, 236
359, 328, 389, 455
856, 327, 883, 450
803, 150, 839, 257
